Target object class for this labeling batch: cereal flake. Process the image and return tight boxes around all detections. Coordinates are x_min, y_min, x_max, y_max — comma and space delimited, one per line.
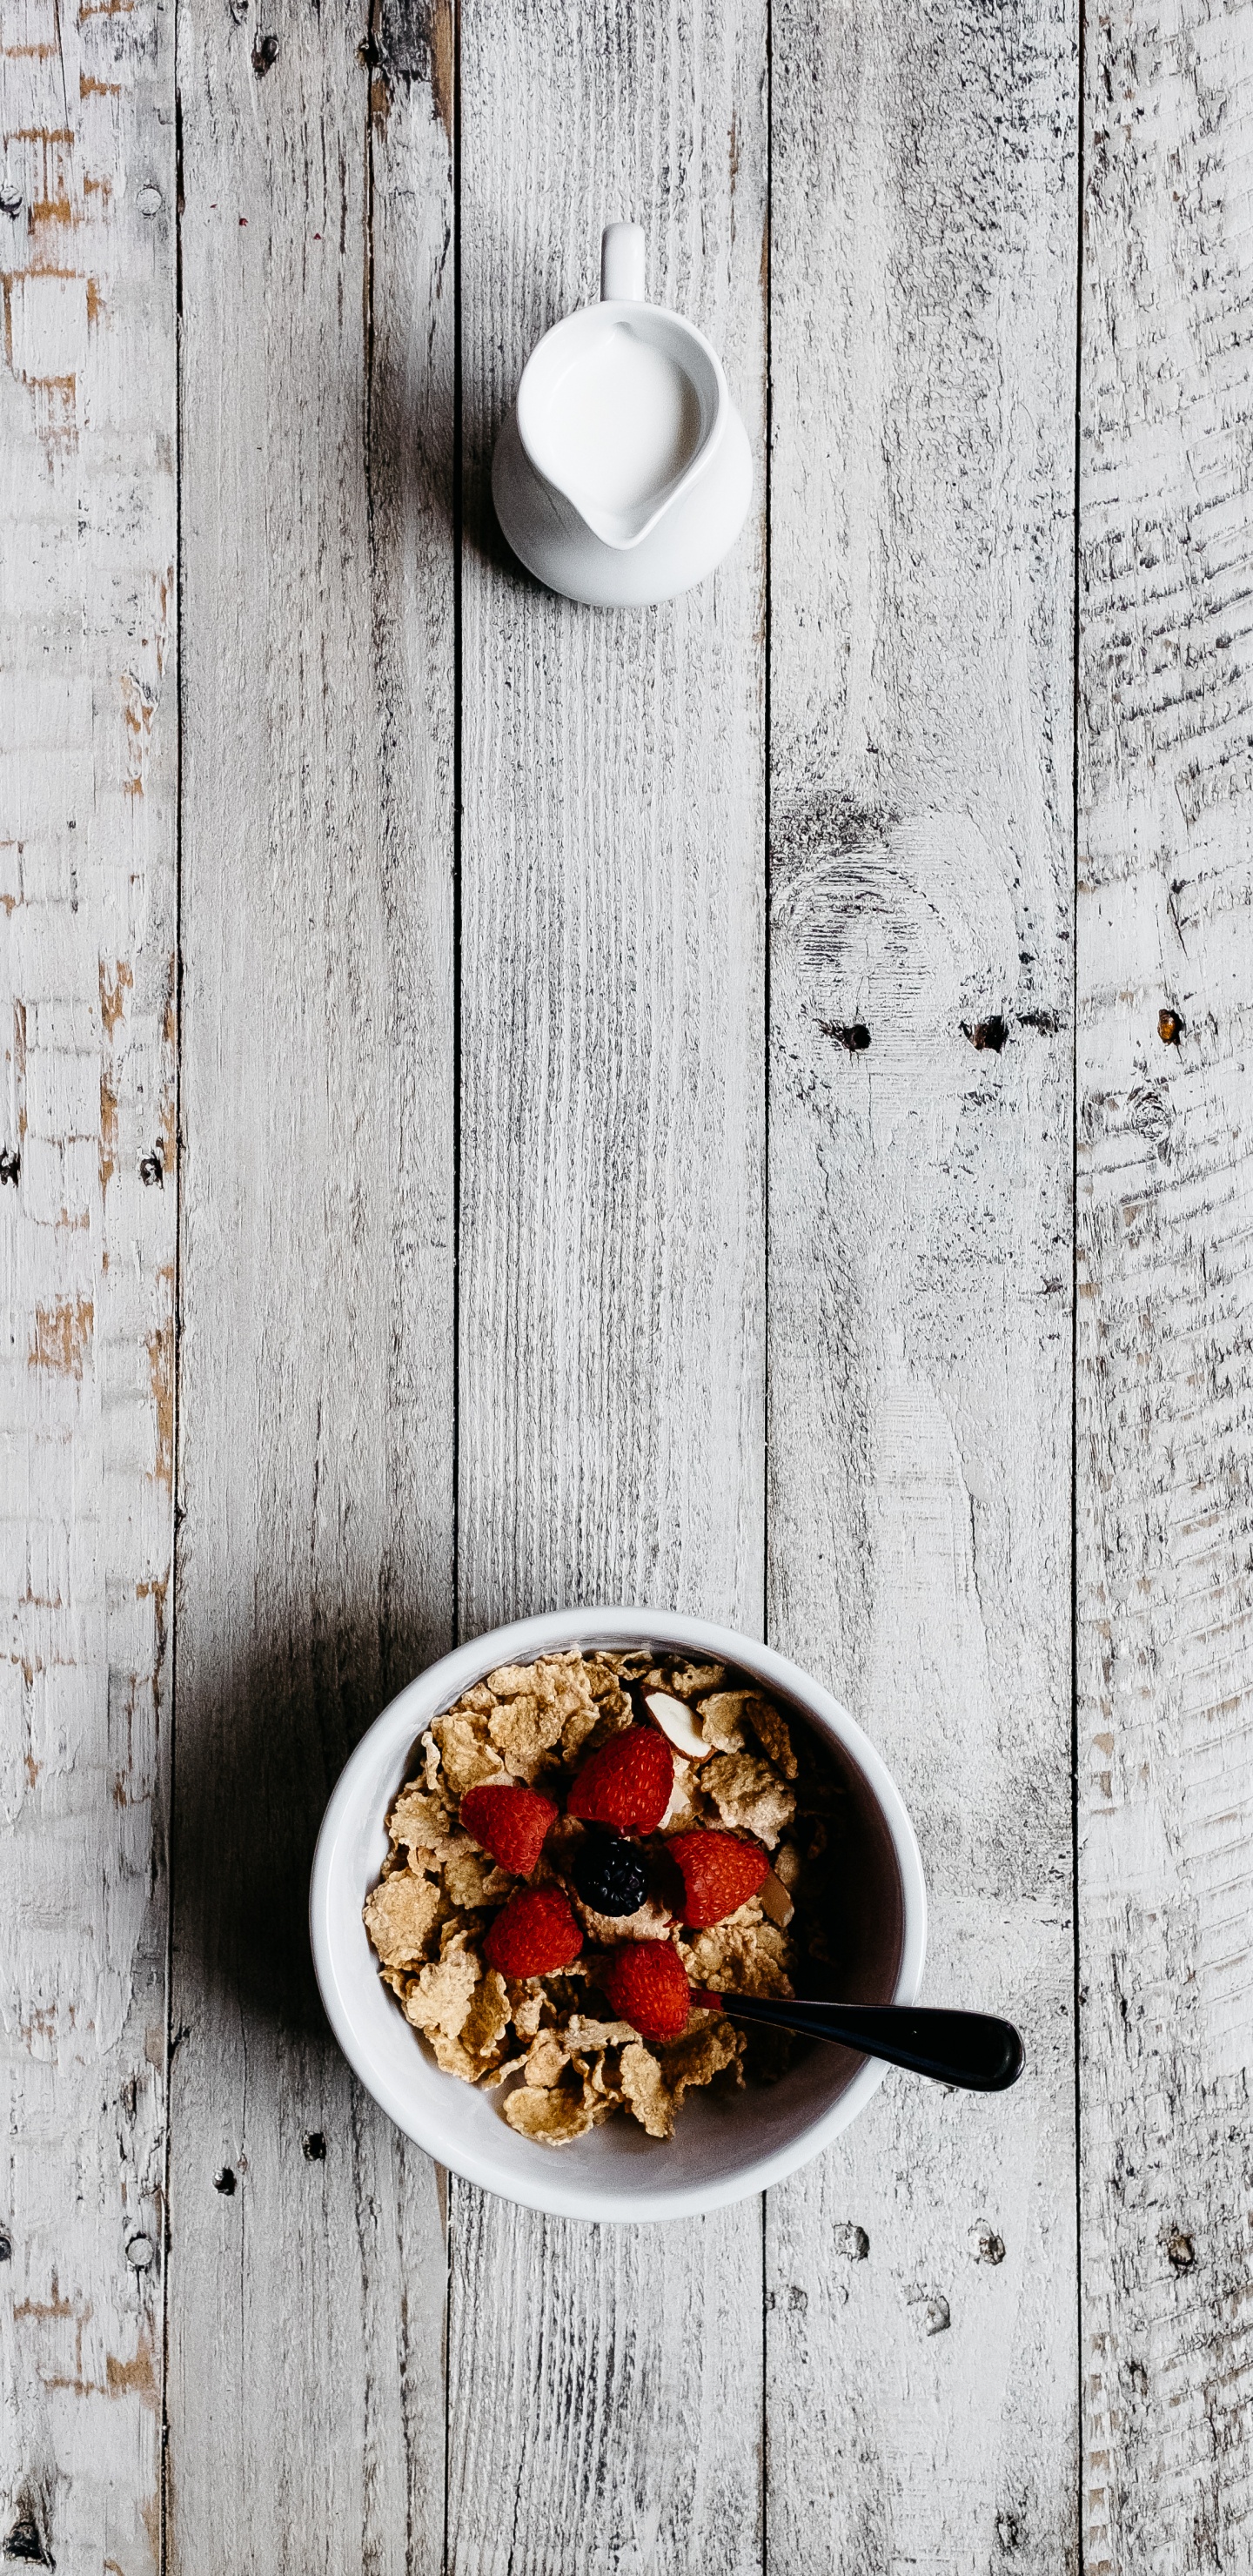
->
363, 1869, 442, 1969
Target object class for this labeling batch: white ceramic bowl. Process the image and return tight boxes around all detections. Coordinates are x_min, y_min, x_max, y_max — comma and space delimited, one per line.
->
310, 1607, 926, 2224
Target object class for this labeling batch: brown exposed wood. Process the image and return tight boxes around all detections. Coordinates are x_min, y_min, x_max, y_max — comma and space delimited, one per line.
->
0, 0, 177, 2567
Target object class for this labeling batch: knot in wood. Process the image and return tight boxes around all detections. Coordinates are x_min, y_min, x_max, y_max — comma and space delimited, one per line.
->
963, 1015, 1008, 1051
2, 2526, 50, 2565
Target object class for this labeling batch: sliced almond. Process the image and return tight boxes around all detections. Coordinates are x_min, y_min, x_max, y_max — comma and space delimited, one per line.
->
643, 1688, 712, 1761
758, 1868, 794, 1929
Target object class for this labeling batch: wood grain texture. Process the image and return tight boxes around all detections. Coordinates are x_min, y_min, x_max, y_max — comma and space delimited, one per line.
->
11, 0, 1253, 2557
1, 0, 177, 2564
1078, 2, 1253, 2566
764, 3, 1079, 2569
167, 0, 455, 2566
446, 3, 768, 2567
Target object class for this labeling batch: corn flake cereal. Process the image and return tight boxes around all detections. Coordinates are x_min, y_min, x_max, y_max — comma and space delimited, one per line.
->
504, 2087, 596, 2145
363, 1869, 443, 1969
364, 1646, 843, 2146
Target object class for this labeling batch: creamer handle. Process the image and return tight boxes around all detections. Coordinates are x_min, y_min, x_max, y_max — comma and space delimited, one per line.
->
600, 222, 646, 302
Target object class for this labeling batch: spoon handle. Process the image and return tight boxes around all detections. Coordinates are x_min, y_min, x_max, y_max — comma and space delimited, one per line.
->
693, 1992, 1025, 2092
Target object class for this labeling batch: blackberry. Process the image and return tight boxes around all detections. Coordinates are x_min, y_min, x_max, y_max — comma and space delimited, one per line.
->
571, 1836, 649, 1918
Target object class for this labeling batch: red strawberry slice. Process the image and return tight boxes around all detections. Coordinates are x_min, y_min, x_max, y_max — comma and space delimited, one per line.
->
459, 1781, 557, 1878
601, 1942, 692, 2043
566, 1727, 673, 1835
483, 1887, 584, 1978
665, 1828, 769, 1928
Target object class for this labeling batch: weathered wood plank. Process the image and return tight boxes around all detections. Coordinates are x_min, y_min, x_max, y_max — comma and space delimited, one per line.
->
764, 3, 1079, 2568
0, 0, 177, 2563
447, 2, 768, 2566
1078, 2, 1253, 2566
167, 0, 456, 2564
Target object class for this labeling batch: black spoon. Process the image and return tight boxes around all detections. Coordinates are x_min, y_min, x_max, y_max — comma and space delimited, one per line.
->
692, 1990, 1024, 2092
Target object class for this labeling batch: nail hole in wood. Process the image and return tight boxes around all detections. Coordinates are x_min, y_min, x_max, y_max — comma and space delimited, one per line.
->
302, 2131, 326, 2162
963, 1015, 1008, 1052
1158, 1005, 1183, 1045
2, 2526, 50, 2565
995, 2512, 1021, 2553
0, 1150, 18, 1185
251, 30, 278, 72
0, 184, 23, 220
139, 1150, 164, 1186
834, 2221, 869, 2259
1165, 2227, 1194, 2272
821, 1022, 871, 1053
214, 2166, 237, 2196
973, 2225, 1005, 2264
0, 2228, 11, 2261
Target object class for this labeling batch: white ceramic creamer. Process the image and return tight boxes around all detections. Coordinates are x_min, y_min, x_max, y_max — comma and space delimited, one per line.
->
492, 223, 753, 607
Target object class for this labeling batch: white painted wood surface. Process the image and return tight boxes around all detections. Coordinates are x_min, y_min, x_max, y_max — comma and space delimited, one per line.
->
447, 4, 768, 2566
1078, 0, 1253, 2566
167, 0, 453, 2566
1, 0, 177, 2565
765, 3, 1079, 2566
3, 0, 1251, 2566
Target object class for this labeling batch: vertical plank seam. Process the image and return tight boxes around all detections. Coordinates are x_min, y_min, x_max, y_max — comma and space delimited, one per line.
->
161, 32, 187, 2574
453, 15, 466, 1648
761, 0, 774, 1645
365, 9, 376, 606
1070, 0, 1087, 2561
445, 3, 465, 2568
761, 0, 774, 2564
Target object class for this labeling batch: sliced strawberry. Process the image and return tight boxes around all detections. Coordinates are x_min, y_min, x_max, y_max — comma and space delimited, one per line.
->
601, 1942, 692, 2043
665, 1828, 769, 1928
482, 1886, 583, 1978
459, 1781, 557, 1877
566, 1726, 673, 1835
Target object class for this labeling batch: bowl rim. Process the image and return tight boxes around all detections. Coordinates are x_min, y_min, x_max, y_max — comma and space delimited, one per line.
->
310, 1607, 927, 2223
